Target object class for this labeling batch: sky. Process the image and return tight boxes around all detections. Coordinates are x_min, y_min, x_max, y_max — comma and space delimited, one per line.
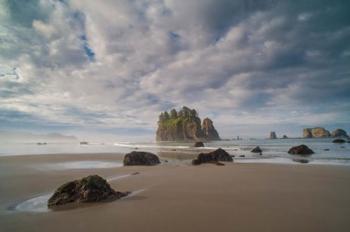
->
0, 0, 349, 140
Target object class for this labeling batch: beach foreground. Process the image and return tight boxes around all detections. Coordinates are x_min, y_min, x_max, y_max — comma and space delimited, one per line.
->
1, 153, 350, 232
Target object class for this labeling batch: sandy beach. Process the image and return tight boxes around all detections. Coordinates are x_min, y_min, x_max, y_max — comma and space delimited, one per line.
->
0, 153, 350, 232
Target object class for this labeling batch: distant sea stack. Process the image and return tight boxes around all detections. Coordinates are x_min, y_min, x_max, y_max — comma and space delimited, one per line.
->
270, 131, 277, 139
156, 106, 220, 141
303, 127, 330, 138
331, 129, 348, 138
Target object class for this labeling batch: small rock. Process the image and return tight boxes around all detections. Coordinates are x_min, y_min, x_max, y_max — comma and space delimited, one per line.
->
194, 141, 205, 147
293, 159, 309, 164
251, 146, 262, 153
332, 139, 346, 143
288, 145, 314, 155
215, 162, 225, 166
239, 155, 245, 158
324, 148, 330, 151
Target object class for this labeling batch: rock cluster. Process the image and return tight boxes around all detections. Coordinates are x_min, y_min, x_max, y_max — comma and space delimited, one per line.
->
48, 175, 128, 208
123, 151, 160, 166
288, 145, 314, 155
192, 148, 233, 165
332, 139, 346, 143
303, 127, 348, 138
303, 127, 330, 138
156, 106, 220, 141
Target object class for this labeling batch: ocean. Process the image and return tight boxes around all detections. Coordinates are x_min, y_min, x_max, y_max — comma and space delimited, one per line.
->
0, 138, 349, 165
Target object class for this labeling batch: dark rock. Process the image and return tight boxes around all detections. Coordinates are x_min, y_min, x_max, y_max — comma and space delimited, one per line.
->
123, 151, 160, 166
332, 138, 346, 143
251, 146, 262, 153
270, 131, 277, 139
331, 129, 348, 138
216, 162, 225, 166
48, 175, 129, 208
282, 135, 288, 139
194, 141, 205, 147
239, 155, 245, 157
288, 144, 314, 155
192, 148, 233, 165
293, 159, 309, 164
324, 148, 330, 151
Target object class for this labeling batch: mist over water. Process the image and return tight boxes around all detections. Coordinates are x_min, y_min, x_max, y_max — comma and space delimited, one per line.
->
1, 138, 349, 165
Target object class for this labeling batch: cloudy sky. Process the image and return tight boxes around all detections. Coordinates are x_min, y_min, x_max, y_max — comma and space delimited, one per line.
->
0, 0, 349, 140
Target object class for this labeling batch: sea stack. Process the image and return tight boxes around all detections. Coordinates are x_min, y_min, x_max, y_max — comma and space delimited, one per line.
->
156, 106, 220, 141
270, 131, 277, 139
303, 127, 330, 138
331, 129, 348, 138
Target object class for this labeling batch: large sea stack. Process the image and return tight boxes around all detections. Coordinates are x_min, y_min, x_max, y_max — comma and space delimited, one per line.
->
156, 106, 220, 141
303, 127, 330, 138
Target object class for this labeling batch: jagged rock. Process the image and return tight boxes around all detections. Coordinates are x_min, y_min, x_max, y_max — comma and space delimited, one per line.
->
332, 139, 346, 143
123, 151, 160, 166
156, 106, 220, 141
251, 146, 262, 153
331, 129, 348, 138
192, 148, 233, 165
194, 141, 205, 147
270, 131, 277, 139
48, 175, 128, 208
303, 127, 330, 138
288, 145, 314, 155
202, 118, 220, 140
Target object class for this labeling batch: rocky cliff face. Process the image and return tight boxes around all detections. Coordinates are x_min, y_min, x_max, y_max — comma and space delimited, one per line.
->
202, 118, 220, 140
303, 127, 330, 138
156, 106, 220, 141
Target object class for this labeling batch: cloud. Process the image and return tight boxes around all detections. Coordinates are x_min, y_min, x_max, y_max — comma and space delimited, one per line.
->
0, 0, 349, 138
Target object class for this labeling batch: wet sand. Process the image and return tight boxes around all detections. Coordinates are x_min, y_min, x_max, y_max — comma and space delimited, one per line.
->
1, 153, 350, 232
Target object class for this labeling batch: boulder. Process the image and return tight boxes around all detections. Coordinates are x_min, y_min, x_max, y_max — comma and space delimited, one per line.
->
282, 135, 288, 139
293, 158, 309, 164
48, 175, 128, 208
331, 129, 348, 138
194, 141, 205, 147
288, 145, 314, 155
332, 138, 346, 143
251, 146, 262, 153
123, 151, 160, 166
192, 148, 233, 165
270, 131, 277, 139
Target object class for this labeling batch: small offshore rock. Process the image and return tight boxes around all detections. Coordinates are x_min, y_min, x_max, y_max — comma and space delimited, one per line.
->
332, 138, 346, 143
251, 146, 262, 153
